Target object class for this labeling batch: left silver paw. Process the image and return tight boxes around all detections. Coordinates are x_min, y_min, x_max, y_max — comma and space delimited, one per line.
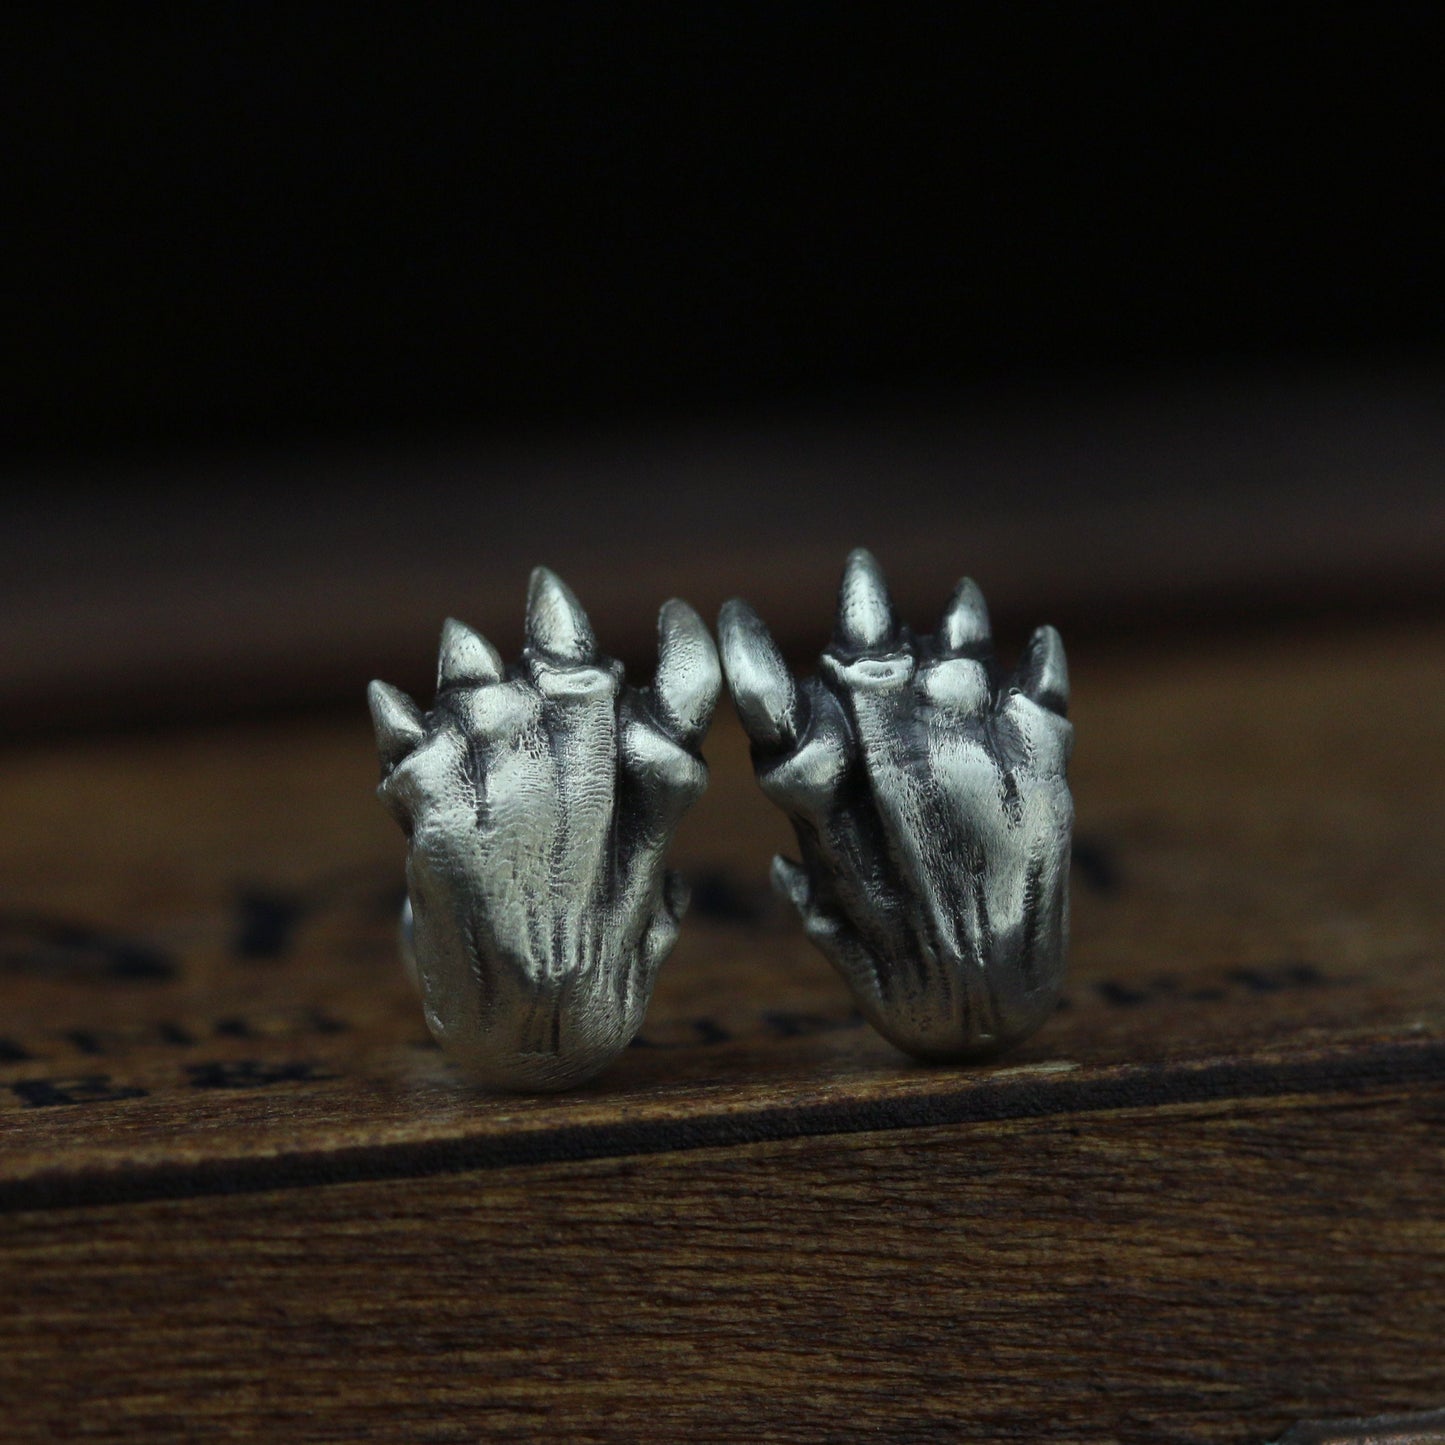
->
369, 569, 720, 1091
719, 549, 1074, 1062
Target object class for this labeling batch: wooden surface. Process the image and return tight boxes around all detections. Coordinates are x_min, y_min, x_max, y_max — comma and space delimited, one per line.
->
0, 619, 1442, 1441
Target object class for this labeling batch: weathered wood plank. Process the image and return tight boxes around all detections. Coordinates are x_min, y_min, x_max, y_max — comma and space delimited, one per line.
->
2, 1085, 1441, 1443
0, 620, 1441, 1438
1, 622, 1441, 1183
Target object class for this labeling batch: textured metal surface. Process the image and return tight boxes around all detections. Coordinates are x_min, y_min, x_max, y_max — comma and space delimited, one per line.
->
369, 568, 719, 1090
719, 548, 1073, 1061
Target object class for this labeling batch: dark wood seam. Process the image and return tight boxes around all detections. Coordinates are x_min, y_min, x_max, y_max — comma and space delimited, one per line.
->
0, 1036, 1439, 1214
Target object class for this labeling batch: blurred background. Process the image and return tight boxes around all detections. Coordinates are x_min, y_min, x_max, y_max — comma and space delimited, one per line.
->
3, 7, 1444, 730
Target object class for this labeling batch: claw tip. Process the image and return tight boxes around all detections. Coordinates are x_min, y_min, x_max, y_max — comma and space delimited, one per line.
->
525, 566, 596, 663
367, 680, 425, 766
834, 547, 897, 654
718, 598, 801, 752
1017, 625, 1069, 714
939, 577, 992, 653
771, 855, 811, 912
438, 617, 503, 690
653, 597, 721, 744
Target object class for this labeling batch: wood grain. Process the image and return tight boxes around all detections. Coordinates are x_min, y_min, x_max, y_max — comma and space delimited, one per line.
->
3, 1085, 1442, 1443
0, 619, 1442, 1440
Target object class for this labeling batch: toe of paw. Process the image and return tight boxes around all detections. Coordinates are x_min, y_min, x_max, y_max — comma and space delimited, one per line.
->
382, 727, 475, 823
758, 740, 846, 813
755, 697, 849, 812
999, 691, 1075, 772
622, 715, 709, 803
460, 678, 543, 740
641, 904, 683, 973
918, 657, 992, 714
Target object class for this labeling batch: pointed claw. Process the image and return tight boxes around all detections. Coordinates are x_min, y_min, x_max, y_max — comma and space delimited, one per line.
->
437, 617, 504, 690
399, 897, 420, 993
938, 577, 992, 653
640, 901, 683, 978
771, 855, 812, 915
663, 868, 691, 921
367, 680, 425, 767
652, 599, 721, 745
525, 566, 596, 663
718, 598, 802, 752
833, 547, 897, 655
1014, 625, 1069, 715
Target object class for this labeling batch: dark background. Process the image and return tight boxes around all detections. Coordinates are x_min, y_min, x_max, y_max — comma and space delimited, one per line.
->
3, 8, 1444, 728
5, 7, 1444, 464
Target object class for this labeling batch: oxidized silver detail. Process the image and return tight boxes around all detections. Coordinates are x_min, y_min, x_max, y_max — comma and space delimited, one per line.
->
369, 569, 720, 1091
719, 549, 1073, 1062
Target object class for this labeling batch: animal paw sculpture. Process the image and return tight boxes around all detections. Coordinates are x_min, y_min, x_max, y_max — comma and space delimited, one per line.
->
719, 549, 1073, 1062
369, 569, 720, 1091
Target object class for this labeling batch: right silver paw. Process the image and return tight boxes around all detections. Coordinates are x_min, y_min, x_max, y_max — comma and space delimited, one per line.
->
719, 549, 1074, 1062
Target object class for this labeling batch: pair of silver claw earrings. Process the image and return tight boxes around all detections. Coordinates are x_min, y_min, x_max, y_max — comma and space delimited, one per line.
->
368, 550, 1073, 1093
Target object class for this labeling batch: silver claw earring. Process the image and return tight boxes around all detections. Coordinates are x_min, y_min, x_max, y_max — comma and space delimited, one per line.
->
719, 549, 1073, 1063
369, 569, 720, 1091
